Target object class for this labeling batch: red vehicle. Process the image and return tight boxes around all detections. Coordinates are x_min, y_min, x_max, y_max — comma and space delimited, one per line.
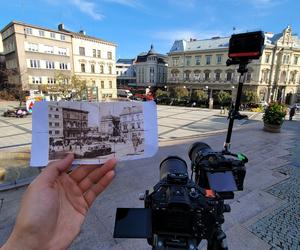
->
132, 88, 146, 100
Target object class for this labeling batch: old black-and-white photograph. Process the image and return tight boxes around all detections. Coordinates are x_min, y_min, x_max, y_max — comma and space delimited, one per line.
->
48, 101, 145, 161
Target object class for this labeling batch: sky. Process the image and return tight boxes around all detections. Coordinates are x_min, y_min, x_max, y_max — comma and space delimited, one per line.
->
1, 0, 299, 58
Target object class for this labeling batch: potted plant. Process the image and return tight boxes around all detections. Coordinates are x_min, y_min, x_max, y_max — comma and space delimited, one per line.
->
262, 102, 287, 133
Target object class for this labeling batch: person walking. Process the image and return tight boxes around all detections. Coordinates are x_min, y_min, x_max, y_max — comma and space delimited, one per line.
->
289, 106, 296, 121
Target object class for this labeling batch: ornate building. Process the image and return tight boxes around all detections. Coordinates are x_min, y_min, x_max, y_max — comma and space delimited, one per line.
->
167, 26, 300, 104
135, 45, 167, 87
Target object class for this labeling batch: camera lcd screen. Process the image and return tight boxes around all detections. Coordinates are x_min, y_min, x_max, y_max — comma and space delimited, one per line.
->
113, 208, 152, 238
207, 171, 237, 192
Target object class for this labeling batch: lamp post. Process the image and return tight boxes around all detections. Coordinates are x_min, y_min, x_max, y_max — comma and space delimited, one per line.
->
205, 85, 213, 109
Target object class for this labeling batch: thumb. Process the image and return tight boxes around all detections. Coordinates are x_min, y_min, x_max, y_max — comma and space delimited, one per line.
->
38, 154, 74, 184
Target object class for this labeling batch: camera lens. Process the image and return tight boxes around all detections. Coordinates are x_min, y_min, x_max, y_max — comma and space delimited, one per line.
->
188, 142, 212, 164
159, 156, 187, 180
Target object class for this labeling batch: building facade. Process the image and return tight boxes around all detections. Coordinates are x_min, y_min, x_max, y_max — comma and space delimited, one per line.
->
120, 105, 143, 141
167, 26, 300, 104
0, 21, 117, 100
116, 58, 136, 87
135, 45, 167, 87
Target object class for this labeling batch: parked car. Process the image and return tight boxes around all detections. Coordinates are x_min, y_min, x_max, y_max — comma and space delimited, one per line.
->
3, 108, 28, 118
117, 89, 133, 99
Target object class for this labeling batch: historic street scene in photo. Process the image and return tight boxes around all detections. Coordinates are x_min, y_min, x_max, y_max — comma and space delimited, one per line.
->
48, 101, 144, 161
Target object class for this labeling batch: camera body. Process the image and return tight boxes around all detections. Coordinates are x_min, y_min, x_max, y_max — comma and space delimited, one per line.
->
144, 157, 227, 249
189, 142, 246, 199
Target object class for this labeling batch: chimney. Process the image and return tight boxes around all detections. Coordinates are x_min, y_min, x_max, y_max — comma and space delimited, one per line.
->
79, 30, 86, 35
58, 23, 64, 31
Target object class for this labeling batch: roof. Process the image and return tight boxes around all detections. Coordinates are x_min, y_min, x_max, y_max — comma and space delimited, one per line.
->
117, 59, 135, 64
169, 37, 230, 53
135, 45, 167, 63
120, 106, 142, 116
0, 21, 116, 46
169, 27, 300, 53
62, 107, 89, 114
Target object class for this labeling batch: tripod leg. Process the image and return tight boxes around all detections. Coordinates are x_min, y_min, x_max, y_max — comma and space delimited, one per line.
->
207, 229, 228, 250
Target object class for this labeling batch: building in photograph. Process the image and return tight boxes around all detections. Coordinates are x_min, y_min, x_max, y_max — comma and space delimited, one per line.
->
100, 114, 120, 138
135, 45, 168, 88
116, 58, 136, 88
167, 26, 300, 104
120, 105, 143, 141
62, 107, 89, 145
48, 105, 64, 140
0, 21, 117, 100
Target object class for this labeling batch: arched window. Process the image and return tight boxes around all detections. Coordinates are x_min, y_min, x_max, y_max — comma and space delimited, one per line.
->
184, 70, 191, 80
214, 70, 222, 81
109, 65, 112, 74
100, 65, 104, 74
194, 70, 201, 80
91, 64, 95, 73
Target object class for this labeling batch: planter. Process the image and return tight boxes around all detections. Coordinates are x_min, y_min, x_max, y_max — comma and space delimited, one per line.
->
263, 122, 282, 133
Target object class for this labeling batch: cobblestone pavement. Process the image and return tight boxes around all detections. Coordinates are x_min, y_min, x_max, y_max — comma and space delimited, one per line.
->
250, 121, 300, 250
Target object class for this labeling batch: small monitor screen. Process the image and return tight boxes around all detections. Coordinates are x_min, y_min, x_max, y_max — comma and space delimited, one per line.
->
113, 208, 152, 238
207, 171, 238, 192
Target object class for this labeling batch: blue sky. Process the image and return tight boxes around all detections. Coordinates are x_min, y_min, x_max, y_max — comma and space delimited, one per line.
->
1, 0, 299, 58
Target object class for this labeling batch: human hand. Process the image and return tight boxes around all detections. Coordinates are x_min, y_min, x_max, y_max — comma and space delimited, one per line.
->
1, 154, 116, 250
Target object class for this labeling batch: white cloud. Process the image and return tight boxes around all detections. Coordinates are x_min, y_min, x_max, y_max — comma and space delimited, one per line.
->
70, 0, 104, 20
167, 0, 196, 8
102, 0, 142, 8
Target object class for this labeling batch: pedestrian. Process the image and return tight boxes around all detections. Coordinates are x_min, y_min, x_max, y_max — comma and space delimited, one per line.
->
132, 133, 139, 153
289, 106, 296, 121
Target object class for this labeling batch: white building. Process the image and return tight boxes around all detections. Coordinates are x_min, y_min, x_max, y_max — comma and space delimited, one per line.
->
135, 45, 167, 87
167, 26, 300, 104
48, 104, 63, 140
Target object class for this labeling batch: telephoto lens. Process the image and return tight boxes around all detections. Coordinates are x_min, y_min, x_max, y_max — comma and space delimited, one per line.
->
189, 142, 213, 164
159, 156, 188, 181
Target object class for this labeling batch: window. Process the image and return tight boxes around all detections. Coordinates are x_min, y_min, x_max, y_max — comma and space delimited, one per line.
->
46, 61, 55, 69
28, 43, 38, 52
226, 72, 232, 81
109, 65, 112, 74
206, 55, 211, 65
216, 54, 222, 64
25, 27, 32, 34
97, 50, 101, 58
100, 65, 104, 74
39, 30, 45, 37
101, 81, 104, 89
59, 63, 68, 70
44, 45, 54, 54
172, 57, 179, 66
54, 115, 59, 118
50, 32, 56, 39
107, 51, 112, 59
265, 53, 270, 63
58, 48, 67, 55
55, 122, 59, 127
215, 72, 221, 81
91, 64, 95, 73
55, 131, 60, 135
204, 72, 210, 81
49, 131, 52, 135
79, 47, 85, 56
93, 49, 96, 57
185, 56, 191, 66
195, 56, 201, 65
184, 71, 190, 80
47, 77, 56, 84
60, 35, 65, 41
32, 76, 42, 84
81, 63, 86, 72
109, 81, 112, 88
294, 56, 299, 65
30, 59, 40, 68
